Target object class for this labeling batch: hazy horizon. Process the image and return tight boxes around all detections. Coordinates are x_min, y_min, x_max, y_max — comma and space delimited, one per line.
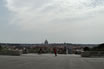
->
0, 0, 104, 44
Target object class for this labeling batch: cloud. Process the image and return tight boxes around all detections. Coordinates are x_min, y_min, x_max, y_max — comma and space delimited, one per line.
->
5, 0, 104, 28
3, 0, 104, 43
5, 0, 104, 31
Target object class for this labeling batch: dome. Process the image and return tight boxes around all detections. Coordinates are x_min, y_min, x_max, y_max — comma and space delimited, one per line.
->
44, 40, 48, 44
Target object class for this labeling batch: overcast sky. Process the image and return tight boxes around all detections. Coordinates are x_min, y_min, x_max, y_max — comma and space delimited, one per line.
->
0, 0, 104, 44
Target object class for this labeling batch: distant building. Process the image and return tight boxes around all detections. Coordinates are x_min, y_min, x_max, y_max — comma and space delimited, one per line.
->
44, 40, 48, 44
0, 42, 97, 54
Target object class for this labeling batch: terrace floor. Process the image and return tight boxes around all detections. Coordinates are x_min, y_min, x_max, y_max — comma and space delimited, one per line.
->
0, 54, 104, 69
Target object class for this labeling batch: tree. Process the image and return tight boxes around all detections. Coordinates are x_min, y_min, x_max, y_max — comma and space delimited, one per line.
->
91, 43, 104, 51
98, 43, 104, 48
83, 47, 90, 51
0, 45, 2, 51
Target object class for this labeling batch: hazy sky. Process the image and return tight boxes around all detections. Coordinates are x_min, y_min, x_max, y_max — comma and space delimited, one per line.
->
0, 0, 104, 44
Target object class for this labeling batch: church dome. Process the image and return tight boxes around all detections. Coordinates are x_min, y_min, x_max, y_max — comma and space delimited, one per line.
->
44, 40, 48, 44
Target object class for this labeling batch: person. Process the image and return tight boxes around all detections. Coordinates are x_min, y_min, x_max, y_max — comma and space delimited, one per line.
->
53, 48, 57, 56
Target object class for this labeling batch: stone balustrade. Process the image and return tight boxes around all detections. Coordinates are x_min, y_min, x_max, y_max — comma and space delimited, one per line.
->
0, 50, 23, 56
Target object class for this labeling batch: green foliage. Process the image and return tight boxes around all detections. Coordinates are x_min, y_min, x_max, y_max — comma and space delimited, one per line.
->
0, 46, 2, 51
83, 47, 90, 51
91, 43, 104, 51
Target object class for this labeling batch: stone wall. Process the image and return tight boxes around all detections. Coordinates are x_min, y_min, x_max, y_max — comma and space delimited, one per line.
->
0, 50, 22, 56
81, 51, 104, 57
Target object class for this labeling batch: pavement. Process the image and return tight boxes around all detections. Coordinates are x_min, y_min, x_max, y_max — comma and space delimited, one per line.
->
0, 54, 104, 69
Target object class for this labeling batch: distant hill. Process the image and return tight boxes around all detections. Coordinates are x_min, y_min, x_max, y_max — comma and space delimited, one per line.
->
0, 43, 98, 48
